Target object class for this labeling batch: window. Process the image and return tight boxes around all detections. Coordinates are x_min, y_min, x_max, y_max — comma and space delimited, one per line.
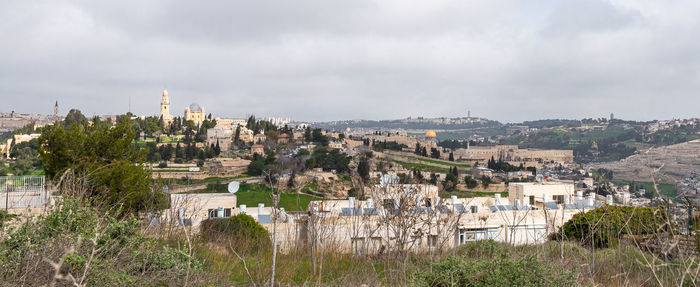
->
458, 227, 498, 245
428, 235, 438, 247
529, 196, 535, 205
470, 206, 478, 213
370, 237, 383, 253
425, 198, 432, 208
553, 195, 565, 204
224, 208, 232, 217
351, 237, 365, 254
207, 209, 217, 218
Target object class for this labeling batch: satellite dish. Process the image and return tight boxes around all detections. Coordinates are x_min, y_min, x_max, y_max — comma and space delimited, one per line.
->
228, 181, 240, 194
380, 174, 392, 187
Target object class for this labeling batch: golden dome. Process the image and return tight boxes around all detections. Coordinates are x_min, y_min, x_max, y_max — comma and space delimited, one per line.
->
425, 130, 437, 138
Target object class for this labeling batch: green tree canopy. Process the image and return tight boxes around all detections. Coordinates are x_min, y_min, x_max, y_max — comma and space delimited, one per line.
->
63, 109, 88, 127
553, 206, 673, 248
38, 117, 166, 216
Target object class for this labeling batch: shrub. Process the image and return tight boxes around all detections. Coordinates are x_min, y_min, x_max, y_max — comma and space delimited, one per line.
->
552, 206, 673, 248
414, 252, 575, 286
200, 214, 271, 256
0, 210, 17, 228
0, 197, 203, 286
158, 162, 167, 168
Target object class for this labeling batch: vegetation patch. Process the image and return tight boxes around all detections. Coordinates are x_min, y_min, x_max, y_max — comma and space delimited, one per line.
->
614, 180, 678, 198
200, 214, 270, 256
0, 197, 206, 286
410, 156, 471, 168
394, 160, 448, 174
553, 206, 673, 248
230, 183, 324, 211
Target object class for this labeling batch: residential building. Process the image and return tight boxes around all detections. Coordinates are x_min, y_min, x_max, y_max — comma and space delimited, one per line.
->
251, 144, 265, 156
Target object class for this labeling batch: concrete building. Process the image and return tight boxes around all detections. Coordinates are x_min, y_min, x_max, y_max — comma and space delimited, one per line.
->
253, 183, 602, 254
165, 193, 237, 226
215, 118, 247, 128
0, 134, 40, 159
278, 133, 290, 144
507, 182, 576, 209
0, 139, 12, 159
328, 141, 343, 150
13, 133, 40, 145
206, 127, 233, 151
251, 144, 265, 156
253, 133, 267, 144
238, 127, 254, 143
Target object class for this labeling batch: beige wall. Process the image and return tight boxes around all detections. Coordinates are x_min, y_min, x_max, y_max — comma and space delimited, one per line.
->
454, 145, 573, 164
508, 182, 575, 208
166, 193, 237, 226
271, 197, 583, 254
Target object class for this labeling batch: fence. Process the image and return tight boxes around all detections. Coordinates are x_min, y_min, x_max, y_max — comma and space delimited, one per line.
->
0, 176, 49, 210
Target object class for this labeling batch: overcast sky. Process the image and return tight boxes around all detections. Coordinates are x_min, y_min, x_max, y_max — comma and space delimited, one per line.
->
1, 1, 699, 123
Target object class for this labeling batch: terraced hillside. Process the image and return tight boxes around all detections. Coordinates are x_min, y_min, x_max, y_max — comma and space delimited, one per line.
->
591, 139, 700, 186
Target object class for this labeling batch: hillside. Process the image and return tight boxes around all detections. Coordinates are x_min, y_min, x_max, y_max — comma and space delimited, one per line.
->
591, 139, 700, 187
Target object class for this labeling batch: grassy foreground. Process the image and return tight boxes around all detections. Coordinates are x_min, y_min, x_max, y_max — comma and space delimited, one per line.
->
2, 198, 698, 286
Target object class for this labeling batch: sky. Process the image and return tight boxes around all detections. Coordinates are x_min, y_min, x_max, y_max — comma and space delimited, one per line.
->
1, 0, 699, 123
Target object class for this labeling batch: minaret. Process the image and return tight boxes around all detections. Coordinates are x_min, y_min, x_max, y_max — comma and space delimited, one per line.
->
54, 101, 59, 117
160, 89, 172, 121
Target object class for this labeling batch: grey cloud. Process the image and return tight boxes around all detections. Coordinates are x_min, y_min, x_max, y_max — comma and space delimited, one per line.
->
0, 0, 698, 122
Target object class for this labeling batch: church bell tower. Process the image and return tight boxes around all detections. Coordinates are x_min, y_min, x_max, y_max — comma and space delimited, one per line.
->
160, 89, 173, 121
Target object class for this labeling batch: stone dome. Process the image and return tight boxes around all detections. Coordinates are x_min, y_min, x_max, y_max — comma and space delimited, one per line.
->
425, 130, 437, 138
188, 103, 202, 111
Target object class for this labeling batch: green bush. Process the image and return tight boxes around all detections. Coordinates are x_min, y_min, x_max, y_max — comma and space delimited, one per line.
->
414, 245, 575, 286
552, 206, 672, 248
0, 210, 17, 228
0, 197, 203, 286
200, 213, 271, 256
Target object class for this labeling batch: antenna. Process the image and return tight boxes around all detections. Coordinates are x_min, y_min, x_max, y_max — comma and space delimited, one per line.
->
129, 95, 131, 113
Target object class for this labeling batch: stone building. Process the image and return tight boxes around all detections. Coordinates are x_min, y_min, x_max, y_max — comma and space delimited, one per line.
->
160, 89, 173, 122
452, 145, 573, 165
184, 103, 205, 124
206, 127, 233, 151
251, 144, 265, 156
258, 184, 601, 254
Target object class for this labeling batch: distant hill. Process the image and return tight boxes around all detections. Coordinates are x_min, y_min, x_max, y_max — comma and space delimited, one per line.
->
503, 120, 700, 163
503, 124, 639, 163
591, 139, 700, 187
312, 117, 502, 131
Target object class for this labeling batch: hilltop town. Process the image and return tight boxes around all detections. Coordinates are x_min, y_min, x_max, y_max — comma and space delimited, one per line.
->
4, 0, 700, 285
0, 90, 698, 285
